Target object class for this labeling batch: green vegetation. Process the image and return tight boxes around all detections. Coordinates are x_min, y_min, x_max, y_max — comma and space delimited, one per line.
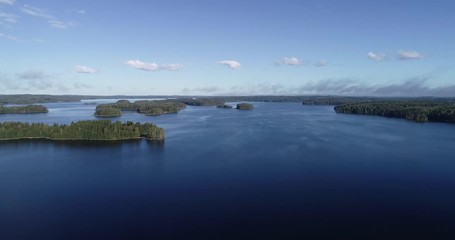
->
96, 100, 186, 116
236, 103, 254, 110
0, 105, 48, 114
0, 120, 164, 141
217, 104, 233, 109
95, 107, 122, 117
334, 101, 455, 123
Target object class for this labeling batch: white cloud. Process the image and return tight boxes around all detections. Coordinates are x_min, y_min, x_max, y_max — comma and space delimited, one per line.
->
397, 50, 425, 60
77, 9, 86, 14
283, 57, 300, 65
368, 52, 387, 61
124, 60, 183, 72
0, 0, 15, 5
75, 65, 98, 74
218, 60, 241, 69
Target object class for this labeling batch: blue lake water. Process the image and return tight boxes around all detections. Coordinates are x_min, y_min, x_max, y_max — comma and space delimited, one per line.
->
1, 101, 455, 239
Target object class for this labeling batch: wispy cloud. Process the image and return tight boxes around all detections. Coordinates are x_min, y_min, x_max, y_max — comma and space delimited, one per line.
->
20, 4, 74, 29
124, 60, 183, 72
75, 65, 98, 74
0, 32, 17, 41
397, 50, 425, 60
49, 20, 74, 29
218, 60, 241, 69
0, 0, 15, 5
0, 11, 19, 25
20, 5, 53, 19
368, 52, 387, 61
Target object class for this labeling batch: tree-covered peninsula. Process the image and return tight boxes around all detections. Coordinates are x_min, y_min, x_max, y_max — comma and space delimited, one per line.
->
334, 101, 455, 123
175, 98, 226, 106
96, 100, 186, 117
0, 120, 164, 141
236, 103, 254, 110
0, 105, 48, 114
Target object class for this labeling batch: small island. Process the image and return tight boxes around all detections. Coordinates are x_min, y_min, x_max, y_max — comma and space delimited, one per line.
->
217, 104, 233, 109
0, 120, 164, 142
236, 103, 254, 110
0, 105, 48, 114
96, 100, 187, 117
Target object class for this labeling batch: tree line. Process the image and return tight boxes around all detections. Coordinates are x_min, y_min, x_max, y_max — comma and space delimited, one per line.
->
334, 101, 455, 123
0, 120, 164, 141
0, 105, 48, 114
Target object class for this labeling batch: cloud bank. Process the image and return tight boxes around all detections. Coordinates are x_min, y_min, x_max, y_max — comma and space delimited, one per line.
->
124, 60, 183, 72
218, 60, 241, 69
1, 70, 92, 93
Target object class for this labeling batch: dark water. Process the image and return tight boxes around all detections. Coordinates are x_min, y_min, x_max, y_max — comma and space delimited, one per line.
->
1, 102, 455, 239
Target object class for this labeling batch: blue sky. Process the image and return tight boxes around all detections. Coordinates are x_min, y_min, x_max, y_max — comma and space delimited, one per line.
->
1, 0, 454, 96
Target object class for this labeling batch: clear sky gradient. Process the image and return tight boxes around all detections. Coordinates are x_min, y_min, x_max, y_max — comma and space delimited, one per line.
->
1, 0, 454, 96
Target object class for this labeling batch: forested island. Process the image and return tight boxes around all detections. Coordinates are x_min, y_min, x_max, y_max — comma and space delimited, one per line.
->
335, 101, 455, 123
96, 100, 186, 117
0, 105, 48, 114
95, 107, 122, 117
237, 103, 254, 110
0, 120, 164, 141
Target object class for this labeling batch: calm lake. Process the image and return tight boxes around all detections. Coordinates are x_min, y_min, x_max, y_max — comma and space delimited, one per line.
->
1, 101, 455, 239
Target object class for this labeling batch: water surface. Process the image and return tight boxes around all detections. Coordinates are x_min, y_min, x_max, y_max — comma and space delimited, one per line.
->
1, 102, 455, 239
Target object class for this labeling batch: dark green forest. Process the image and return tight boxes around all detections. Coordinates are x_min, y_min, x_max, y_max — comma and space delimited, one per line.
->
0, 120, 164, 141
0, 105, 48, 114
96, 100, 187, 116
334, 101, 455, 123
